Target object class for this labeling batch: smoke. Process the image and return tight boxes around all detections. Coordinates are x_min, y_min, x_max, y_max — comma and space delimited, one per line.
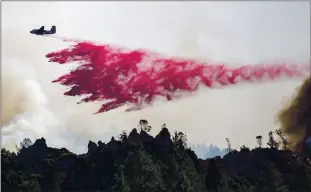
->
278, 77, 311, 152
1, 2, 310, 152
1, 56, 62, 149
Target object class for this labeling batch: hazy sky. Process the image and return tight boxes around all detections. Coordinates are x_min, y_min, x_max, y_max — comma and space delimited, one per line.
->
1, 2, 310, 153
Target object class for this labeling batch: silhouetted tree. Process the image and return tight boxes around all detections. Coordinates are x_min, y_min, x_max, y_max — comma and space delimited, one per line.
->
119, 130, 128, 142
2, 120, 311, 192
27, 177, 42, 192
240, 145, 250, 152
275, 129, 290, 150
161, 150, 205, 192
115, 149, 163, 192
256, 161, 289, 192
267, 131, 280, 149
291, 165, 311, 191
205, 159, 222, 191
16, 138, 33, 154
172, 131, 188, 150
225, 138, 232, 153
305, 168, 311, 190
139, 119, 150, 132
146, 125, 152, 132
112, 165, 130, 192
175, 154, 205, 192
256, 135, 263, 148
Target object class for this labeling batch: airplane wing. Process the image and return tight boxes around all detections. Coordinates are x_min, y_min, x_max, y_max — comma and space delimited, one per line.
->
39, 26, 44, 31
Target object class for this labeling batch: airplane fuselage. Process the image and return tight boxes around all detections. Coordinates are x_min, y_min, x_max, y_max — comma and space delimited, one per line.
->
30, 30, 55, 35
30, 26, 56, 35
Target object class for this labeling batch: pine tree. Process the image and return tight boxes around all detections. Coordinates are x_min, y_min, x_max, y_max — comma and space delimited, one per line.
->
177, 154, 205, 192
267, 132, 280, 149
255, 161, 289, 192
291, 165, 311, 191
205, 159, 222, 191
305, 168, 311, 190
159, 153, 205, 192
275, 129, 290, 150
119, 130, 128, 142
170, 131, 205, 191
256, 135, 263, 148
139, 119, 150, 132
225, 138, 232, 153
172, 131, 188, 150
112, 165, 130, 192
121, 149, 164, 192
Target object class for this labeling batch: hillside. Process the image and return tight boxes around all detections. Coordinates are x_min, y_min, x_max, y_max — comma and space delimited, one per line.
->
2, 124, 311, 192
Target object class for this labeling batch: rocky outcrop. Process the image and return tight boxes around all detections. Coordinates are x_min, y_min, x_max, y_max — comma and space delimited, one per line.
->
87, 141, 98, 154
16, 137, 50, 173
128, 128, 142, 147
97, 140, 106, 151
106, 137, 120, 149
140, 130, 154, 144
155, 128, 172, 153
55, 154, 77, 170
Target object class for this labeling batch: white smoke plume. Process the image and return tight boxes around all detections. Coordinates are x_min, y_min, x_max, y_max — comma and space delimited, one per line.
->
1, 2, 310, 153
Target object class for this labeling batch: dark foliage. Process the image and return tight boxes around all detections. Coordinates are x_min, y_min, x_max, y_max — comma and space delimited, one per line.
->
2, 124, 311, 192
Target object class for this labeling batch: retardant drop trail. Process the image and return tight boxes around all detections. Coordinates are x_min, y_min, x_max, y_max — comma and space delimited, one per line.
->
46, 40, 310, 114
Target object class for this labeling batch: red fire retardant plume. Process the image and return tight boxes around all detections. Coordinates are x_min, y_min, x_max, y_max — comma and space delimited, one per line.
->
46, 41, 310, 114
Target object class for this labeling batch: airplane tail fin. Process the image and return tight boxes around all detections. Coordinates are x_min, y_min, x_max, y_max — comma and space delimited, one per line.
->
50, 26, 56, 34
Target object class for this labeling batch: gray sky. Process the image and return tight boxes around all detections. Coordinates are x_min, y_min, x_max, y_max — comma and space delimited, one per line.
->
1, 2, 310, 153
